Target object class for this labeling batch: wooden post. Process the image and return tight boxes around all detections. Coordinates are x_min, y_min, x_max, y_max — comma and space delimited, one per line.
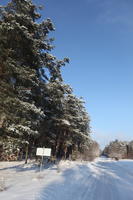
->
25, 142, 29, 164
40, 147, 45, 172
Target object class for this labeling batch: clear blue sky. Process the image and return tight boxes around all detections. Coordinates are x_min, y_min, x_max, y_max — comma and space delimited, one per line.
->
2, 0, 133, 148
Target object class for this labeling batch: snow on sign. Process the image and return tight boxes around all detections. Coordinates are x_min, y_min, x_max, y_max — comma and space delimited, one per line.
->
36, 148, 51, 157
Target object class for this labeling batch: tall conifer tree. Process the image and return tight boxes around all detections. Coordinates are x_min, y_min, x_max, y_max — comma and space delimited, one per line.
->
0, 0, 68, 140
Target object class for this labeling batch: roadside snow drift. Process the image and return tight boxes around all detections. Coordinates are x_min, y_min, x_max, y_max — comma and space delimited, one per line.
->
0, 158, 133, 200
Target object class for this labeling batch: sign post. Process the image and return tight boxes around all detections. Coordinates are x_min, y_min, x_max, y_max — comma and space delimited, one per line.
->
36, 147, 51, 172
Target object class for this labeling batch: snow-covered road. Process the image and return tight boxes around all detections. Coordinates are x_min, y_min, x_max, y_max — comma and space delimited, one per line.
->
0, 158, 133, 200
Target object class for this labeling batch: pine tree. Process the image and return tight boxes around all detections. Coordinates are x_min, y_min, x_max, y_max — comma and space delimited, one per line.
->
64, 94, 91, 153
37, 81, 92, 159
0, 0, 68, 141
36, 81, 72, 156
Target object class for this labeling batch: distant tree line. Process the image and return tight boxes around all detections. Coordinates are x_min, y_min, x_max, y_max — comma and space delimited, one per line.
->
0, 0, 99, 162
103, 140, 133, 159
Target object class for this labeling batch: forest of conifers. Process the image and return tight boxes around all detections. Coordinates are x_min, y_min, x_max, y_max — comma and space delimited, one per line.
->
0, 0, 99, 162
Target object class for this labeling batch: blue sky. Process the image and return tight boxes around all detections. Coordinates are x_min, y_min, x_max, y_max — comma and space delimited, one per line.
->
1, 0, 133, 148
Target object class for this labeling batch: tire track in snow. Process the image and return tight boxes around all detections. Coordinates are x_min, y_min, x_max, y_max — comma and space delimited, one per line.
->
77, 164, 103, 200
85, 164, 116, 200
87, 162, 121, 200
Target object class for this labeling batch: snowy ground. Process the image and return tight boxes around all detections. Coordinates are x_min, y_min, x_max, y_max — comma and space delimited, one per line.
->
0, 157, 133, 200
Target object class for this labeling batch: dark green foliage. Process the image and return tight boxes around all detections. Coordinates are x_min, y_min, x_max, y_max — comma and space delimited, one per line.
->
0, 0, 94, 161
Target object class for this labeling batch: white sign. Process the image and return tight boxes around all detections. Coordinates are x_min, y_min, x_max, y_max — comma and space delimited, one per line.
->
36, 148, 51, 157
44, 148, 51, 157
